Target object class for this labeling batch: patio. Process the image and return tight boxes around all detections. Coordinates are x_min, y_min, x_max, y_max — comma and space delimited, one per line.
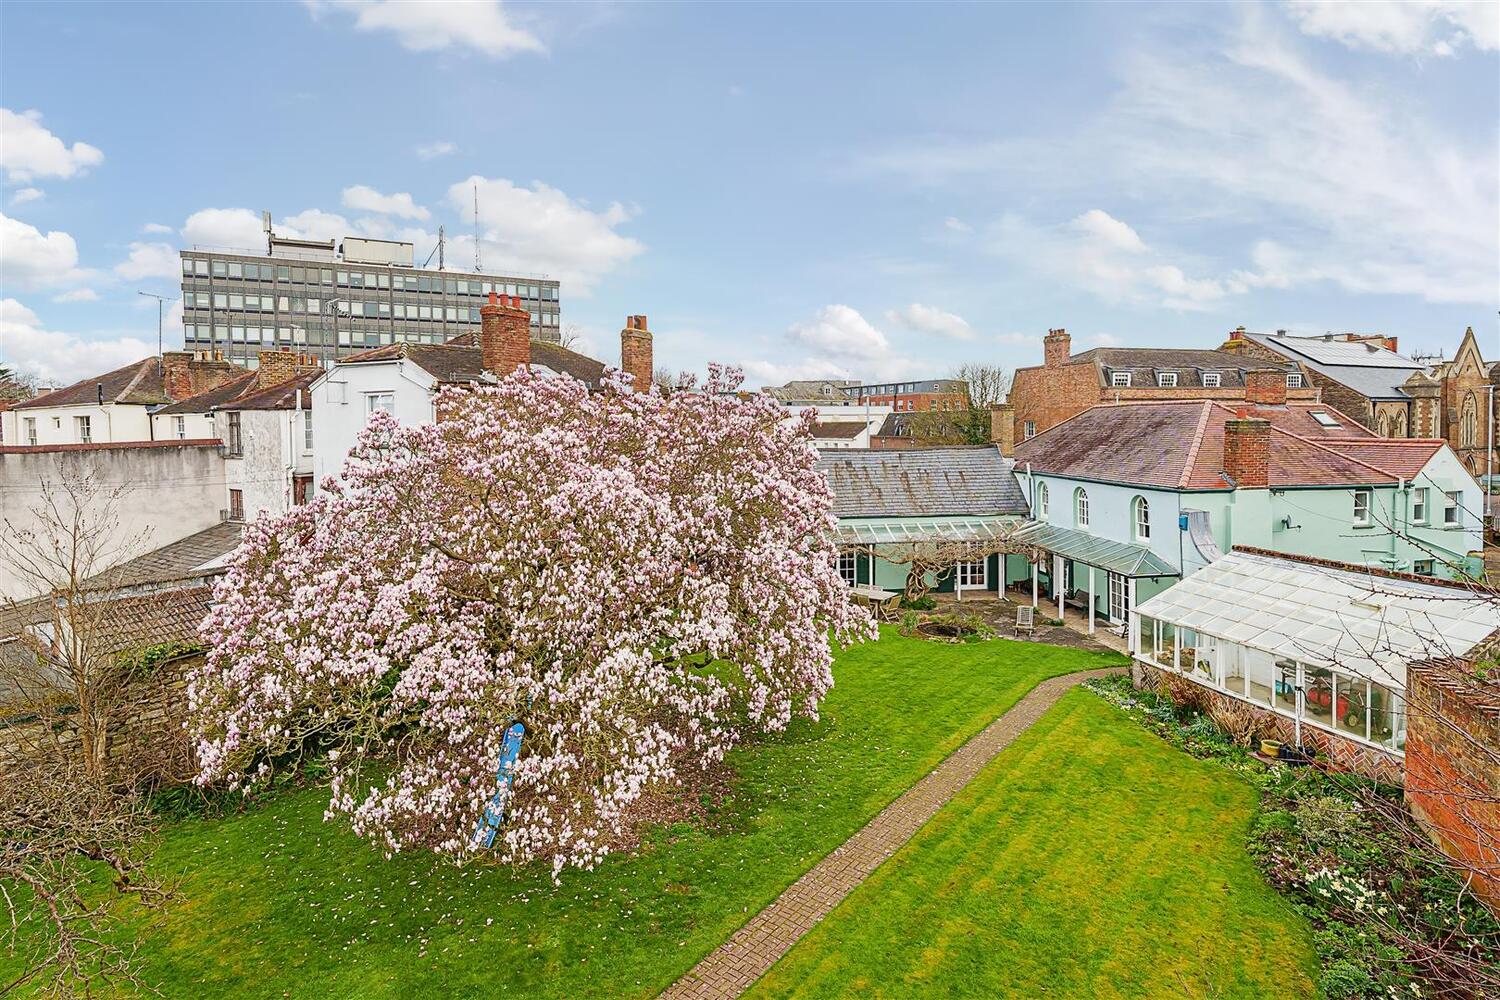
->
925, 593, 1130, 655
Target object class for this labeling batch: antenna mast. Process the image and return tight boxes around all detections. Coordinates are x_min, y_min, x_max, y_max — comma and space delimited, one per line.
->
438, 225, 445, 271
473, 183, 482, 273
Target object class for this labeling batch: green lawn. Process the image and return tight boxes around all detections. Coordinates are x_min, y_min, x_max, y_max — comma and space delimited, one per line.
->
748, 688, 1318, 1000
5, 630, 1121, 998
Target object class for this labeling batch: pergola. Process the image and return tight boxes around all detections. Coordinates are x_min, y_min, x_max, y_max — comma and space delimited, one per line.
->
833, 515, 1031, 601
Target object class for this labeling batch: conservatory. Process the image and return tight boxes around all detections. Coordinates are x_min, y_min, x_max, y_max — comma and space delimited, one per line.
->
1132, 550, 1500, 755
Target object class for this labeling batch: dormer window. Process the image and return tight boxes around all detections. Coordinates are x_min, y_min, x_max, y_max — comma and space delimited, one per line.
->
1157, 372, 1178, 387
1111, 372, 1131, 387
1286, 373, 1304, 388
1202, 372, 1221, 388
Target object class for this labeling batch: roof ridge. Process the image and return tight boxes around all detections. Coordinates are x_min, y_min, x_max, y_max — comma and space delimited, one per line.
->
1179, 401, 1216, 490
115, 358, 158, 403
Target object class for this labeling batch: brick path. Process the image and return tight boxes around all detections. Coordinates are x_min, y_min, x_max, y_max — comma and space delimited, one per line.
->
660, 665, 1123, 999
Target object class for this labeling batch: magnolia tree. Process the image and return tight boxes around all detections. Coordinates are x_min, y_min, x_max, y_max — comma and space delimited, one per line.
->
189, 366, 874, 876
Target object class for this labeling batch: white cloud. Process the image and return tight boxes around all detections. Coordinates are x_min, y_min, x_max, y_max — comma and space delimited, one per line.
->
280, 208, 350, 241
10, 187, 43, 206
181, 207, 267, 250
741, 357, 860, 385
943, 216, 973, 233
1, 298, 154, 385
751, 304, 920, 386
1284, 1, 1498, 55
305, 1, 545, 59
787, 304, 890, 359
114, 241, 180, 281
886, 302, 975, 340
415, 140, 456, 160
450, 176, 645, 293
141, 222, 173, 234
51, 288, 99, 303
0, 109, 103, 183
990, 210, 1241, 312
0, 212, 90, 291
341, 184, 430, 220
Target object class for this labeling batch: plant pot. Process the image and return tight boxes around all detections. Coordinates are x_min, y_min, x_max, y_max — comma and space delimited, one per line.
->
1260, 739, 1284, 758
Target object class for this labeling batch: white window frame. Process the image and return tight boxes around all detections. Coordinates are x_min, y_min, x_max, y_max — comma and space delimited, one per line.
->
75, 415, 91, 444
1075, 488, 1090, 530
837, 550, 857, 586
174, 415, 186, 440
1157, 372, 1178, 387
1023, 420, 1036, 440
303, 409, 314, 452
957, 558, 987, 591
1111, 372, 1131, 387
1286, 372, 1304, 388
1202, 372, 1221, 388
1035, 481, 1049, 520
1133, 495, 1150, 540
1444, 491, 1461, 525
24, 417, 37, 446
1411, 487, 1427, 524
1108, 572, 1128, 623
365, 392, 395, 416
1353, 488, 1372, 526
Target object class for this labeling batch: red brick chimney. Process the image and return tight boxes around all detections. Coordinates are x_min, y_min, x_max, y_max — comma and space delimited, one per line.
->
162, 352, 194, 399
1223, 414, 1271, 488
989, 403, 1015, 456
1043, 328, 1071, 368
1244, 369, 1288, 405
621, 314, 653, 392
480, 292, 531, 377
256, 350, 299, 390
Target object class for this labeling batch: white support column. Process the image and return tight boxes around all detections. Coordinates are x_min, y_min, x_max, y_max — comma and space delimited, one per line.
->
1031, 559, 1038, 608
1088, 565, 1096, 635
1128, 578, 1138, 650
1055, 554, 1065, 619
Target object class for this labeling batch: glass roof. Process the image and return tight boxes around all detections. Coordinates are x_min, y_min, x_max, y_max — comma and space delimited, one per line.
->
1009, 522, 1178, 578
1138, 552, 1499, 688
834, 516, 1020, 545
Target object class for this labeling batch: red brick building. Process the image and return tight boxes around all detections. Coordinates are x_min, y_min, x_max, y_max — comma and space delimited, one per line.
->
1007, 329, 1316, 443
848, 378, 967, 413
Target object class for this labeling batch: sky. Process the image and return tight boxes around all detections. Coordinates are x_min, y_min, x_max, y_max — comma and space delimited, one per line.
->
1, 0, 1496, 387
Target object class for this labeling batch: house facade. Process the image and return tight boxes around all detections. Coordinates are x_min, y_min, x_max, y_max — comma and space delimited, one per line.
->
1008, 328, 1315, 443
3, 352, 241, 447
818, 446, 1029, 595
152, 351, 322, 518
1008, 398, 1484, 631
311, 296, 645, 490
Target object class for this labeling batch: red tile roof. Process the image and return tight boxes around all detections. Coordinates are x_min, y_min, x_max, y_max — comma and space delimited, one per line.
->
15, 357, 172, 409
1311, 438, 1445, 478
1013, 400, 1400, 490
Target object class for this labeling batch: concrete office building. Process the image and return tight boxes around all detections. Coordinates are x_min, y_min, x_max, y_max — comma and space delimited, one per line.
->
180, 232, 561, 367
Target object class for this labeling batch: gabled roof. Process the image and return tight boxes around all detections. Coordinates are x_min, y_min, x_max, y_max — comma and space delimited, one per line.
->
811, 421, 867, 440
339, 336, 609, 388
1238, 332, 1426, 401
155, 370, 321, 414
1311, 439, 1445, 479
16, 357, 171, 409
1013, 400, 1398, 490
816, 446, 1028, 518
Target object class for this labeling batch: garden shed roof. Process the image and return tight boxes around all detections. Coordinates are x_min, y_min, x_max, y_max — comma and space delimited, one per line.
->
1135, 550, 1500, 688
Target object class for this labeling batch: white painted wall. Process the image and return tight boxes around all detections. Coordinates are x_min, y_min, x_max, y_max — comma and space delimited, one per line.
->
311, 360, 436, 490
149, 410, 217, 442
0, 444, 228, 601
4, 403, 156, 446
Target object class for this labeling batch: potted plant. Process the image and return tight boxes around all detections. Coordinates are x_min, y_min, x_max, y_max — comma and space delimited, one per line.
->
1260, 738, 1284, 758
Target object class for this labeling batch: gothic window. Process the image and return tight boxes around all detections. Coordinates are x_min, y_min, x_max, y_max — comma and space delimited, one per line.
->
1461, 394, 1478, 448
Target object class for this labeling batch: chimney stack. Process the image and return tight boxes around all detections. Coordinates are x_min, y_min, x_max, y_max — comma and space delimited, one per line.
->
162, 352, 194, 399
256, 350, 299, 390
621, 314, 653, 392
1043, 328, 1071, 368
480, 292, 531, 377
1223, 416, 1271, 488
989, 403, 1015, 457
1244, 369, 1289, 405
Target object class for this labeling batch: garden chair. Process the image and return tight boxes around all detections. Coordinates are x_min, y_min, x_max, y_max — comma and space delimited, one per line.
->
1014, 604, 1035, 636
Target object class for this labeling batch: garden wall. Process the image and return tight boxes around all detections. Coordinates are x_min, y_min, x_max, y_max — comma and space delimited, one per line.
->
0, 653, 199, 782
1404, 663, 1500, 912
1133, 662, 1405, 785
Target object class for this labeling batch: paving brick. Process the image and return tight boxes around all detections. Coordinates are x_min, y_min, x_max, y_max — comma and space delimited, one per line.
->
659, 665, 1121, 999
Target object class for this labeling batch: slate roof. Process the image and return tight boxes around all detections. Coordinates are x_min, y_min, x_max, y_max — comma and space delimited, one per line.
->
1068, 347, 1296, 388
156, 370, 321, 414
811, 421, 867, 440
1237, 332, 1426, 400
816, 446, 1028, 518
98, 522, 243, 588
1013, 400, 1399, 490
340, 337, 608, 388
15, 357, 172, 409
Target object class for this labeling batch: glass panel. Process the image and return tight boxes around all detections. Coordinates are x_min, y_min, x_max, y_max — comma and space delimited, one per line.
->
1305, 667, 1335, 730
1220, 643, 1247, 695
1191, 634, 1215, 684
1336, 674, 1369, 741
1154, 621, 1176, 669
1273, 659, 1298, 713
1245, 649, 1275, 708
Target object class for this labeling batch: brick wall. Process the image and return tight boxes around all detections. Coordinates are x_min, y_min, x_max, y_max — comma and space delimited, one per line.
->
1009, 361, 1102, 442
620, 315, 653, 392
1405, 663, 1500, 911
1305, 369, 1376, 431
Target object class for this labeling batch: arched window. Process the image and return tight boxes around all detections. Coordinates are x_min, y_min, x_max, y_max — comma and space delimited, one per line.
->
1036, 481, 1049, 520
1074, 488, 1090, 530
1133, 495, 1150, 540
1461, 394, 1478, 447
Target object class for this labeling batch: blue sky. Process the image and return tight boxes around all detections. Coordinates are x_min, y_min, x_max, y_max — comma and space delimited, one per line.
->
1, 1, 1496, 386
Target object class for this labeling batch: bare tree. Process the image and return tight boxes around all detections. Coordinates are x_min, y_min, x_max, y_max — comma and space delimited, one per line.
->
903, 363, 1012, 446
557, 323, 586, 352
1, 466, 165, 996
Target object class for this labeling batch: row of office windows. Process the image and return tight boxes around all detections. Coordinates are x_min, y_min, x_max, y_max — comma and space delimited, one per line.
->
182, 257, 557, 300
184, 297, 558, 326
183, 324, 467, 348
